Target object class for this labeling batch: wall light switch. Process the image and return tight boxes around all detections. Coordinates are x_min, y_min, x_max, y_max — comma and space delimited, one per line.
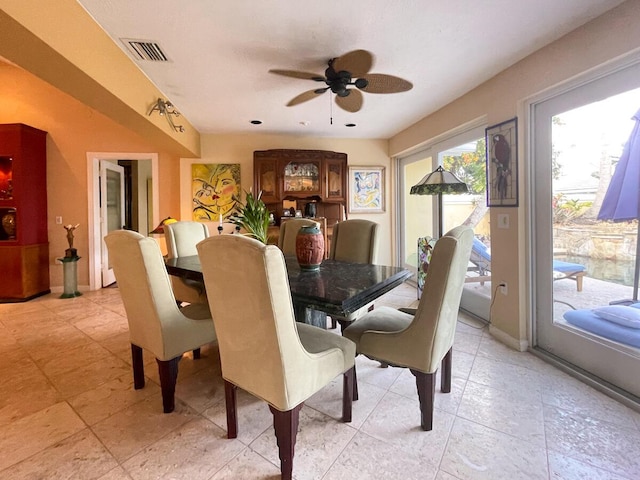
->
55, 216, 63, 225
498, 214, 509, 229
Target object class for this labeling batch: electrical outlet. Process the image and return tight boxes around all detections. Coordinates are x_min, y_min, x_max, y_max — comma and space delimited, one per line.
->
499, 282, 508, 295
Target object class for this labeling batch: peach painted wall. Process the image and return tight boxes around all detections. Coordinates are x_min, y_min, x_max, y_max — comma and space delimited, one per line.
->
388, 0, 640, 345
196, 134, 393, 264
0, 63, 184, 289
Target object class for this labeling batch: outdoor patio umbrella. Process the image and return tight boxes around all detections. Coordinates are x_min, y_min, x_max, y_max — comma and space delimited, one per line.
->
597, 106, 640, 302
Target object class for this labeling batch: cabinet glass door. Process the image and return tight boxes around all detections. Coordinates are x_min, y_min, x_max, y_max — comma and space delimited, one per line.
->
325, 158, 345, 202
283, 161, 321, 196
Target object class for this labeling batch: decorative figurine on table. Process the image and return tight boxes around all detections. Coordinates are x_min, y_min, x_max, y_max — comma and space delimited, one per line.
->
64, 224, 80, 258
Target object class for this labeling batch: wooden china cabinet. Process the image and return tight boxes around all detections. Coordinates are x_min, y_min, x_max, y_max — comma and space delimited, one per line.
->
253, 149, 347, 219
0, 124, 50, 302
254, 149, 348, 255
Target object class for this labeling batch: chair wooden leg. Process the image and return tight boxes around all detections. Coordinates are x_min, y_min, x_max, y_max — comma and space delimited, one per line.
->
411, 369, 436, 431
193, 347, 201, 359
441, 348, 452, 393
156, 356, 181, 413
131, 344, 145, 390
270, 404, 302, 480
224, 380, 238, 439
352, 364, 359, 401
342, 367, 354, 422
330, 317, 337, 329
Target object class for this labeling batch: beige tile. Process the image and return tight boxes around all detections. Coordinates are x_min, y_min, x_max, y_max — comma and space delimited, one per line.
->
0, 429, 118, 479
544, 404, 640, 478
91, 395, 198, 462
122, 417, 245, 480
203, 389, 273, 445
390, 370, 466, 416
175, 365, 225, 413
72, 309, 129, 341
97, 466, 134, 480
457, 380, 546, 446
18, 324, 94, 364
468, 354, 545, 397
47, 353, 131, 398
68, 373, 161, 425
541, 373, 640, 430
323, 431, 438, 480
250, 406, 357, 480
0, 402, 86, 471
41, 341, 116, 378
547, 450, 632, 480
440, 417, 548, 480
208, 448, 282, 479
453, 330, 482, 355
360, 391, 454, 466
352, 356, 403, 390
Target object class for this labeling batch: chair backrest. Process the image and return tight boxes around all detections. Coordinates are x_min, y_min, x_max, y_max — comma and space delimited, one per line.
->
396, 225, 474, 372
104, 230, 181, 356
197, 234, 318, 410
329, 219, 379, 264
164, 221, 210, 258
278, 218, 319, 255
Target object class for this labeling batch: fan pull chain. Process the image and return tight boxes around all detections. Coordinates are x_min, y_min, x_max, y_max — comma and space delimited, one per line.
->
330, 93, 333, 125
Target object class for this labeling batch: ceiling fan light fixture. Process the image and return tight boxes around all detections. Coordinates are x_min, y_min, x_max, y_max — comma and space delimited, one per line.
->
250, 119, 262, 125
345, 123, 356, 127
354, 78, 368, 89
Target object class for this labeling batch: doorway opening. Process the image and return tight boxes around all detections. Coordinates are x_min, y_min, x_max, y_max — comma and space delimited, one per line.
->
86, 152, 159, 290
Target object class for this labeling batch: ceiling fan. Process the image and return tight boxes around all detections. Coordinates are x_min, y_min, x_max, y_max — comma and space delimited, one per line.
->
269, 49, 413, 113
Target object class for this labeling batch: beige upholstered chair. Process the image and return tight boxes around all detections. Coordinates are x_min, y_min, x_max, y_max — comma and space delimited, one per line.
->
197, 235, 355, 480
329, 219, 378, 264
164, 221, 209, 305
343, 225, 473, 431
328, 219, 379, 329
278, 218, 319, 255
104, 230, 216, 413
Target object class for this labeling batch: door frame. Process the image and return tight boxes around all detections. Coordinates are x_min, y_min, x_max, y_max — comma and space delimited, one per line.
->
87, 152, 159, 291
525, 52, 640, 404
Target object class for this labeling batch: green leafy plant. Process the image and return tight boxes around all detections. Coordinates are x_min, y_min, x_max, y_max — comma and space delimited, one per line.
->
230, 190, 270, 244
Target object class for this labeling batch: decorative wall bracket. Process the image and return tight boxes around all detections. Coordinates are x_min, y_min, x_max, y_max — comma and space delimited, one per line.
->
148, 98, 185, 133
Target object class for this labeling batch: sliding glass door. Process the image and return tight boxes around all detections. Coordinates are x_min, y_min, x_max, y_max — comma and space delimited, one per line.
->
532, 60, 640, 397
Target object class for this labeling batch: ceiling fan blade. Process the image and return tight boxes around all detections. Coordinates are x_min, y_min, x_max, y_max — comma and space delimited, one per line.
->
359, 73, 413, 94
332, 50, 373, 77
286, 89, 325, 107
335, 89, 363, 113
269, 69, 325, 81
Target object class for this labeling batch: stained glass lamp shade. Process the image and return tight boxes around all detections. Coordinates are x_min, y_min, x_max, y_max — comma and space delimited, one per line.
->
410, 166, 468, 238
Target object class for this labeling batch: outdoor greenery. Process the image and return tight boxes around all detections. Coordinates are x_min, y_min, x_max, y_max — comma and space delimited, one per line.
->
442, 138, 488, 228
230, 190, 270, 244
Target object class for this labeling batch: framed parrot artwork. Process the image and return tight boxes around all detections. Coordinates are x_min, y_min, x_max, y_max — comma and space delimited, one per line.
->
486, 117, 518, 207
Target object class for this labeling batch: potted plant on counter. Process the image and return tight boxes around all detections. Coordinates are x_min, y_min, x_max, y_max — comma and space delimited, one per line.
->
231, 190, 270, 244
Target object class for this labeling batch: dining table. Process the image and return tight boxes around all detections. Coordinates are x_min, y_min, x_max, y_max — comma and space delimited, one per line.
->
165, 254, 413, 328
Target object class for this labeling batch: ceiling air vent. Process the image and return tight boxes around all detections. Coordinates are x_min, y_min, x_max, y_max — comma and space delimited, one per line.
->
121, 38, 169, 62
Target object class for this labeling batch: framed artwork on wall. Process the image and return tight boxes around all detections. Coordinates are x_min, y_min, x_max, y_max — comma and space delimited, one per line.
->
486, 117, 518, 207
191, 163, 242, 221
348, 166, 385, 213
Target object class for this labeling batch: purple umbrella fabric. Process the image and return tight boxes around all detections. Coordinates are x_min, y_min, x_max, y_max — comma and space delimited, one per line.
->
598, 107, 640, 301
598, 107, 640, 221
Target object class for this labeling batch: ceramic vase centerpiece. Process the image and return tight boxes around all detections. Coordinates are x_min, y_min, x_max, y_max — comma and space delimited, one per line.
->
296, 224, 324, 270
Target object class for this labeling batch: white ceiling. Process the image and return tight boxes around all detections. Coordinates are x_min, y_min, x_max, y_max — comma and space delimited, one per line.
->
77, 0, 624, 139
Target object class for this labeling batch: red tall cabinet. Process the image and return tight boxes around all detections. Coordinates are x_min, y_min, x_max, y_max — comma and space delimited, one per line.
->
0, 124, 50, 302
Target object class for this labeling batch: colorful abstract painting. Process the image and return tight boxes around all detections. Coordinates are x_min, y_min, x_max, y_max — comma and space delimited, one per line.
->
191, 163, 241, 221
348, 166, 385, 213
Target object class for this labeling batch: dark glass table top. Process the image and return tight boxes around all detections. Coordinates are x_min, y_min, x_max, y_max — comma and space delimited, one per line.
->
165, 255, 412, 317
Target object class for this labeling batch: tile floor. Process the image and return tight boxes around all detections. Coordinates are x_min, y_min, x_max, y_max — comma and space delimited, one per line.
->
1, 283, 640, 479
